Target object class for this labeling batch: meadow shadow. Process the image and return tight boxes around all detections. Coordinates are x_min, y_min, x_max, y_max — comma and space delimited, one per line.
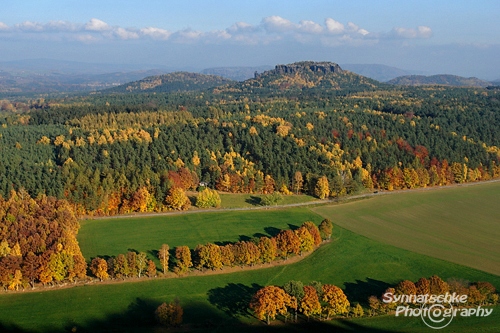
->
343, 278, 392, 305
264, 226, 281, 237
207, 283, 263, 318
245, 196, 262, 206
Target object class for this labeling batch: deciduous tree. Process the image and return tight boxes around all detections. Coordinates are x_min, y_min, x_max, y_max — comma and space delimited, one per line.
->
158, 244, 170, 275
314, 176, 329, 199
322, 284, 350, 320
275, 230, 300, 259
165, 187, 191, 211
301, 221, 322, 246
155, 298, 183, 327
294, 226, 315, 253
258, 237, 277, 263
174, 246, 192, 275
195, 188, 221, 208
90, 257, 109, 281
250, 286, 295, 325
301, 285, 322, 320
318, 218, 333, 240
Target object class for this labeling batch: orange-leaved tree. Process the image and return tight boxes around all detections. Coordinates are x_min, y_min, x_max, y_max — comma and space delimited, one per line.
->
90, 257, 109, 281
275, 230, 300, 259
250, 286, 296, 325
300, 285, 322, 320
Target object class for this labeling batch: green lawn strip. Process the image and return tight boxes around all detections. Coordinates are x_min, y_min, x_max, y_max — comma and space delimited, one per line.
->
312, 182, 500, 276
218, 193, 318, 209
1, 224, 499, 332
78, 207, 321, 261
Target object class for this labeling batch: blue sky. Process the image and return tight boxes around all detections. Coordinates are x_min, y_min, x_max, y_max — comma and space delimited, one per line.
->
1, 0, 499, 79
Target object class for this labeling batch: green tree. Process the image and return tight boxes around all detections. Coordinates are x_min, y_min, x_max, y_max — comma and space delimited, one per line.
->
283, 281, 304, 322
318, 218, 333, 240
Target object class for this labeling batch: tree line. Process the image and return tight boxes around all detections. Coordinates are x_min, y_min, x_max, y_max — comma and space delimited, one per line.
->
88, 219, 333, 282
249, 274, 499, 326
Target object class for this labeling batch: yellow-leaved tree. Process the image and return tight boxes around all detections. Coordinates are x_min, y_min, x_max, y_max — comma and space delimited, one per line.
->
322, 284, 350, 320
195, 188, 221, 208
314, 176, 329, 199
165, 187, 191, 210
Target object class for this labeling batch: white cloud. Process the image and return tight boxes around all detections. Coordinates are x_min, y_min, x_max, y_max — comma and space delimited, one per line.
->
85, 18, 110, 32
15, 21, 44, 32
325, 18, 344, 34
297, 20, 323, 34
113, 27, 139, 40
227, 21, 259, 34
0, 17, 432, 48
262, 16, 295, 33
392, 25, 433, 39
140, 27, 171, 40
45, 20, 79, 32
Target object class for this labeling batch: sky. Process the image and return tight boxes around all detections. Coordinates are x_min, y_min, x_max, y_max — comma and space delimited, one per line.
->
0, 0, 499, 79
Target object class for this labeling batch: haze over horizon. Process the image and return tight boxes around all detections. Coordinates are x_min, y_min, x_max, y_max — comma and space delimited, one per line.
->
1, 0, 499, 80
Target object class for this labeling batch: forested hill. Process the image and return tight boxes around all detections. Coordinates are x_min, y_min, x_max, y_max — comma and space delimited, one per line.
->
0, 60, 499, 215
213, 61, 385, 97
388, 74, 491, 88
102, 72, 234, 94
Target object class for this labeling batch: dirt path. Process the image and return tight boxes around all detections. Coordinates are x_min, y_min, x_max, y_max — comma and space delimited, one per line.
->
86, 179, 500, 221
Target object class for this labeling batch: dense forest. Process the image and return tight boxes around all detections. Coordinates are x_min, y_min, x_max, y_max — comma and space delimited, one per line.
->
0, 62, 499, 216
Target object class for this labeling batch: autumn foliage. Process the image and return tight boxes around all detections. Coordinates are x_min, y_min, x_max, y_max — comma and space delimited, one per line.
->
250, 286, 297, 325
0, 190, 87, 289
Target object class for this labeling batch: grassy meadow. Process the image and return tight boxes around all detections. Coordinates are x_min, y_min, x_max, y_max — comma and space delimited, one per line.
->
313, 181, 500, 275
0, 182, 499, 332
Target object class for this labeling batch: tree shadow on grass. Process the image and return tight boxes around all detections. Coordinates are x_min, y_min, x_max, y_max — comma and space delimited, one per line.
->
207, 283, 263, 318
245, 196, 262, 206
68, 297, 159, 333
264, 226, 281, 237
287, 223, 299, 231
238, 235, 252, 242
343, 278, 392, 305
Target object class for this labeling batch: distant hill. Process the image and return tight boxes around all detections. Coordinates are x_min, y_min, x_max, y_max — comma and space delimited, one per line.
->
215, 61, 383, 96
201, 66, 273, 81
103, 72, 234, 94
341, 64, 423, 82
387, 74, 492, 88
0, 69, 169, 93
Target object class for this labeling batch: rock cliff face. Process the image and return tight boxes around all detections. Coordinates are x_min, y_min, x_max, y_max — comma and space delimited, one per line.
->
255, 61, 343, 78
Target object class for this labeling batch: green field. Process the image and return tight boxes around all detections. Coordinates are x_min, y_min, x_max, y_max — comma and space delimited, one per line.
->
79, 207, 321, 260
218, 193, 318, 208
313, 181, 500, 275
0, 183, 499, 332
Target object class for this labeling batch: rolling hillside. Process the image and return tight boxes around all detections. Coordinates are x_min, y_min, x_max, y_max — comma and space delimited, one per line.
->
103, 72, 234, 94
387, 74, 491, 87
